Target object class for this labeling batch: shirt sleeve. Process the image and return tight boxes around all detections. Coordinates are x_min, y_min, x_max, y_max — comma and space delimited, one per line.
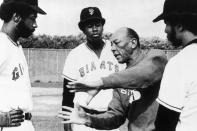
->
157, 58, 184, 112
62, 49, 89, 105
62, 51, 78, 81
86, 89, 127, 130
102, 51, 167, 90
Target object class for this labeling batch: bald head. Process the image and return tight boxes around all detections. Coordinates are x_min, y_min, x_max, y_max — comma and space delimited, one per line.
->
110, 27, 140, 64
111, 27, 140, 47
111, 27, 129, 41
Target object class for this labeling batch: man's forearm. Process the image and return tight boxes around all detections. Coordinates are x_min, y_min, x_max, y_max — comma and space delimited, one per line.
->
85, 111, 126, 130
0, 112, 10, 127
101, 54, 167, 89
62, 78, 74, 107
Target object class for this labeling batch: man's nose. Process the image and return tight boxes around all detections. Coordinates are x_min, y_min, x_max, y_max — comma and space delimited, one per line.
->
92, 25, 98, 31
33, 22, 38, 28
111, 43, 116, 51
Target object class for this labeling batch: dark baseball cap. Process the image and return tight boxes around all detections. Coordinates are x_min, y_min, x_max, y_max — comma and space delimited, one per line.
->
78, 7, 105, 30
153, 0, 197, 22
0, 0, 46, 15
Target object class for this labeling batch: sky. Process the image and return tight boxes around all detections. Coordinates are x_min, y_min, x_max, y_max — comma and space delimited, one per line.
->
0, 0, 167, 39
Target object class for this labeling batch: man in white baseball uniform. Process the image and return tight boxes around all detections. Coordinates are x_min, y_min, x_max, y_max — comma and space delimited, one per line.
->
153, 0, 197, 130
62, 7, 125, 131
0, 0, 46, 130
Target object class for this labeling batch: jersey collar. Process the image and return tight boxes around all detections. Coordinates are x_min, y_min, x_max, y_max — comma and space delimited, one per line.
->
6, 35, 20, 47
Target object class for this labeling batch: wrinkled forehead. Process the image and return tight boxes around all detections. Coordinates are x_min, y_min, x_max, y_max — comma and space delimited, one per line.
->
111, 29, 128, 41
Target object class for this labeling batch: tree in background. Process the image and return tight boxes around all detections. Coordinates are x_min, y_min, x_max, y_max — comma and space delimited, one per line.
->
19, 33, 175, 50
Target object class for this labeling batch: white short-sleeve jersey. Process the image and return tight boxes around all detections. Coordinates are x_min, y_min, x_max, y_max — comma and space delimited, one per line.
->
62, 40, 125, 131
157, 44, 197, 131
0, 32, 34, 131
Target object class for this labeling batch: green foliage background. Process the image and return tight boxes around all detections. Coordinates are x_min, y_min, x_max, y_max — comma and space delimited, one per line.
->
19, 33, 174, 49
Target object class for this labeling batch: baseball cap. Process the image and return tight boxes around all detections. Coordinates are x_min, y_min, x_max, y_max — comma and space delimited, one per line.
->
78, 7, 105, 30
153, 0, 197, 22
0, 0, 46, 15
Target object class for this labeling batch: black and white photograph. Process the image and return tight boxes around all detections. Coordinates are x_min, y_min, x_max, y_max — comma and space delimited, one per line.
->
0, 0, 197, 131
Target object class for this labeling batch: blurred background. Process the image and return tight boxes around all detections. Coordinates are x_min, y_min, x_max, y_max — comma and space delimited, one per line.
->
0, 0, 166, 38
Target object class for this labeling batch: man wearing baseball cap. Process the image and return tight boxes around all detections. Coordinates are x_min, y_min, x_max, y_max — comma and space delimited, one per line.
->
153, 0, 197, 130
61, 7, 125, 131
0, 0, 46, 130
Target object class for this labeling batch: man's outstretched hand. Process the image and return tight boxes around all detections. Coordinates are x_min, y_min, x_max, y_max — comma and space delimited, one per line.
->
57, 104, 91, 125
67, 79, 103, 93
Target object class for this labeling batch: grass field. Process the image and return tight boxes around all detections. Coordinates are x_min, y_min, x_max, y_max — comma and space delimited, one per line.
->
32, 83, 128, 131
32, 83, 64, 131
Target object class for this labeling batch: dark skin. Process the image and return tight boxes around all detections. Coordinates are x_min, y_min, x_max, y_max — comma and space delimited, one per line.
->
62, 79, 74, 108
154, 19, 182, 131
83, 20, 105, 58
62, 20, 105, 131
62, 78, 74, 131
62, 20, 105, 107
0, 10, 38, 127
153, 104, 180, 131
1, 12, 37, 43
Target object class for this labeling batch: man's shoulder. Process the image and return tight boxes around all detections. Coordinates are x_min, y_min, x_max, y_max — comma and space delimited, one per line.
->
72, 42, 86, 51
147, 49, 166, 57
179, 44, 197, 57
143, 49, 168, 65
0, 32, 10, 48
68, 43, 86, 55
146, 49, 167, 60
0, 32, 8, 42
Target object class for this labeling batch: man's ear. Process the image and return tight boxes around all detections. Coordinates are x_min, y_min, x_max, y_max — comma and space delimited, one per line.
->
176, 24, 184, 33
12, 13, 22, 23
130, 38, 137, 49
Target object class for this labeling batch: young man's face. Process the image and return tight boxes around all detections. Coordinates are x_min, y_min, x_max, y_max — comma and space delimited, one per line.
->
83, 20, 103, 42
17, 13, 38, 38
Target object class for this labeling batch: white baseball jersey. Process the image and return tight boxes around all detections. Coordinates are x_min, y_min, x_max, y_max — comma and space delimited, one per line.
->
0, 32, 34, 131
62, 40, 125, 131
157, 44, 197, 131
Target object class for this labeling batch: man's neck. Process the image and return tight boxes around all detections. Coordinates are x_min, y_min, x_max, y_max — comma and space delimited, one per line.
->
1, 22, 19, 43
127, 48, 143, 67
182, 31, 197, 47
86, 39, 105, 51
86, 39, 105, 58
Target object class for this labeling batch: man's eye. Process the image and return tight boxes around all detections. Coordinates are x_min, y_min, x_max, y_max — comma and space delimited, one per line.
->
31, 18, 36, 21
111, 41, 118, 45
87, 24, 93, 28
95, 23, 101, 27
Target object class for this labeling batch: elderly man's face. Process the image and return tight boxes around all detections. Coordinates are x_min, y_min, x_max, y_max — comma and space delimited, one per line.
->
110, 28, 133, 64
